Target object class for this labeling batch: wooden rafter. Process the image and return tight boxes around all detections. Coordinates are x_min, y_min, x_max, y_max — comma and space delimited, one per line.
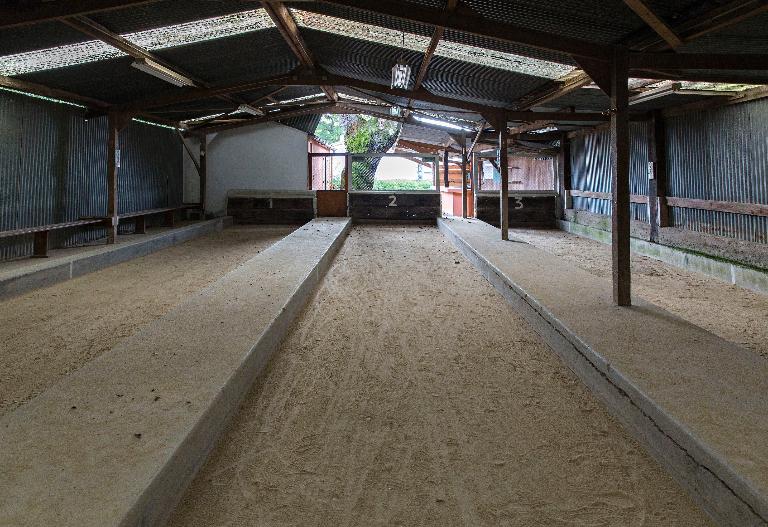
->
191, 101, 337, 135
622, 0, 683, 49
263, 2, 338, 102
630, 0, 768, 51
0, 74, 110, 109
123, 70, 611, 124
412, 0, 458, 92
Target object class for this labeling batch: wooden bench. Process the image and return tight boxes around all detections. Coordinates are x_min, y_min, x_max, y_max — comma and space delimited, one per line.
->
118, 207, 179, 234
0, 205, 202, 259
0, 219, 108, 258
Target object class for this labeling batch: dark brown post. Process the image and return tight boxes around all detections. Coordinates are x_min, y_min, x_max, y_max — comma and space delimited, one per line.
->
648, 111, 669, 243
610, 47, 631, 306
106, 113, 120, 244
443, 149, 449, 188
32, 231, 49, 257
498, 116, 509, 240
560, 134, 572, 213
199, 137, 207, 214
461, 141, 468, 218
134, 216, 146, 234
344, 153, 350, 191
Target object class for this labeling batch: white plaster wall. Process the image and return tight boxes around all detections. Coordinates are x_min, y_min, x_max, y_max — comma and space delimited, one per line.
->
183, 122, 309, 216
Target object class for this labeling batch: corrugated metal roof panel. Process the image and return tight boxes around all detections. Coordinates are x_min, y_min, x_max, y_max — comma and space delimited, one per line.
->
16, 56, 173, 105
279, 113, 321, 135
153, 28, 298, 86
90, 0, 256, 34
441, 29, 575, 66
459, 0, 646, 44
0, 22, 90, 56
286, 2, 435, 37
423, 55, 551, 107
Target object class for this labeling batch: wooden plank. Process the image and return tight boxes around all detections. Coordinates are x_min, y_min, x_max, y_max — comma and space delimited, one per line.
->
569, 190, 648, 204
0, 219, 105, 238
199, 139, 207, 214
628, 52, 768, 71
610, 48, 631, 306
316, 190, 348, 217
622, 0, 683, 48
0, 75, 110, 110
461, 142, 468, 219
134, 215, 146, 235
666, 197, 768, 217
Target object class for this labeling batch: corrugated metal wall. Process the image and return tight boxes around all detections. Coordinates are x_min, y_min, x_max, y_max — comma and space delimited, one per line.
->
0, 90, 183, 260
570, 121, 649, 222
570, 98, 768, 244
666, 99, 768, 243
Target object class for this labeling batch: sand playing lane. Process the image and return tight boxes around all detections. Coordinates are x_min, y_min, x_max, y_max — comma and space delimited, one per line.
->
0, 225, 294, 416
169, 225, 711, 526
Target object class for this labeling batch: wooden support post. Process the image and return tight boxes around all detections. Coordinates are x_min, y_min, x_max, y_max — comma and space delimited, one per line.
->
610, 48, 631, 306
443, 149, 449, 188
199, 137, 207, 215
164, 210, 175, 228
498, 119, 510, 241
344, 154, 350, 191
134, 215, 146, 234
471, 152, 479, 216
461, 141, 468, 219
32, 231, 49, 258
560, 135, 573, 213
106, 113, 120, 244
648, 111, 669, 243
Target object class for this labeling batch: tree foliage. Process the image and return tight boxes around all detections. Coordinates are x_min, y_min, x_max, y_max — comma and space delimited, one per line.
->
341, 115, 401, 190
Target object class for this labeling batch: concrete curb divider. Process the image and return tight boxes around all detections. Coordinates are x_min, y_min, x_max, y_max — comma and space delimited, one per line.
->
558, 219, 768, 295
0, 218, 352, 527
0, 217, 233, 301
438, 218, 768, 527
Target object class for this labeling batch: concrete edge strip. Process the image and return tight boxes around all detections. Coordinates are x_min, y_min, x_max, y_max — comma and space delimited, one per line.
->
438, 218, 768, 527
126, 218, 352, 527
558, 220, 768, 295
0, 218, 231, 301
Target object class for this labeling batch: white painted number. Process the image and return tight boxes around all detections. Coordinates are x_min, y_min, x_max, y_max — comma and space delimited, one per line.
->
388, 195, 398, 207
514, 197, 524, 209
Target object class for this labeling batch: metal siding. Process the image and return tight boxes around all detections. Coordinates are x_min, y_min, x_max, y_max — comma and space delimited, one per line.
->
0, 91, 183, 260
667, 99, 768, 243
570, 122, 649, 221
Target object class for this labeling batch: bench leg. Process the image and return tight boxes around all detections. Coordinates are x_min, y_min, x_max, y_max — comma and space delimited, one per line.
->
165, 210, 175, 228
135, 216, 146, 234
32, 231, 49, 258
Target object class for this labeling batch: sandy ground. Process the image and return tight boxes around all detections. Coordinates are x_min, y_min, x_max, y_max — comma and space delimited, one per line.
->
510, 228, 768, 360
169, 225, 710, 527
0, 225, 294, 416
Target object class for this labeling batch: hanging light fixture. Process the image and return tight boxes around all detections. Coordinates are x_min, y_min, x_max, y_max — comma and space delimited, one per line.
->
391, 31, 411, 90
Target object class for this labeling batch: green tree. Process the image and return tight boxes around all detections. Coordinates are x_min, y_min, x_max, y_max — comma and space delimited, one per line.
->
342, 115, 401, 190
314, 114, 344, 145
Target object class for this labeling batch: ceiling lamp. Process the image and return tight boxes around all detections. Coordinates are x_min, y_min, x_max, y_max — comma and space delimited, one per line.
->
131, 58, 194, 87
391, 31, 411, 90
237, 104, 264, 116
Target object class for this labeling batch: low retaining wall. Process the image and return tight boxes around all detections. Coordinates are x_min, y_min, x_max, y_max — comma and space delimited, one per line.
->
476, 191, 556, 228
559, 219, 768, 294
349, 191, 441, 222
0, 218, 352, 527
0, 217, 230, 301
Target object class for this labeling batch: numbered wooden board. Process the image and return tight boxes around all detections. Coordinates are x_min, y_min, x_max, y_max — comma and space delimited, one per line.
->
349, 192, 441, 222
227, 195, 315, 225
476, 194, 556, 228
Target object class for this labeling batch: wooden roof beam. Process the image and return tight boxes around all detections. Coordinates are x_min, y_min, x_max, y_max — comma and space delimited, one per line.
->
622, 0, 683, 49
263, 2, 338, 102
412, 0, 458, 92
633, 0, 768, 52
191, 101, 337, 135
